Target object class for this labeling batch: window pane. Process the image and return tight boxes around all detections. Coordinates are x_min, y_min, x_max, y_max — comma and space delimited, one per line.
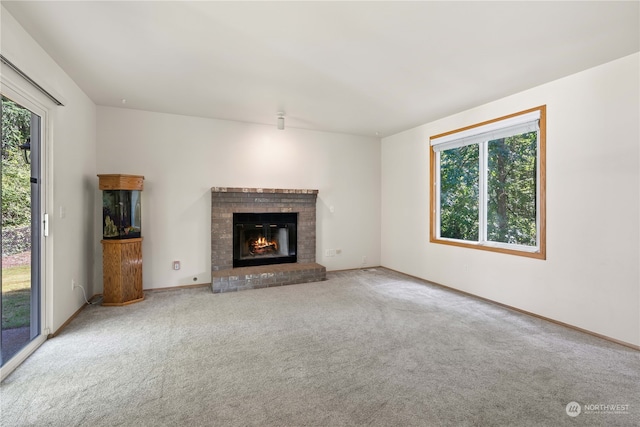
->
487, 132, 537, 246
440, 145, 479, 241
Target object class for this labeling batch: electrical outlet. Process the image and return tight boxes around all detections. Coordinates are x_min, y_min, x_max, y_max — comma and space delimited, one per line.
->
71, 279, 76, 291
362, 256, 367, 266
325, 249, 336, 257
173, 261, 180, 270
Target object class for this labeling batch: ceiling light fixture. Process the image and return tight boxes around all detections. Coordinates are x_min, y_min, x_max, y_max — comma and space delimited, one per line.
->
277, 112, 285, 130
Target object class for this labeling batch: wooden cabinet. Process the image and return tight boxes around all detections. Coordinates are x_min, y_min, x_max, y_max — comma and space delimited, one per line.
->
101, 238, 144, 305
98, 174, 144, 306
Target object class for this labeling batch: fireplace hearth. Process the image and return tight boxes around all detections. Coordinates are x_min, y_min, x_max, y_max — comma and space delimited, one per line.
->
211, 187, 326, 293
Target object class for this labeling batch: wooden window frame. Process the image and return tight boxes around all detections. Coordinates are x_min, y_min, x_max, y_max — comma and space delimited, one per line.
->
429, 105, 546, 259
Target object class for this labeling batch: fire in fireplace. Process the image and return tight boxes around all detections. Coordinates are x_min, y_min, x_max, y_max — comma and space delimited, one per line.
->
233, 212, 297, 267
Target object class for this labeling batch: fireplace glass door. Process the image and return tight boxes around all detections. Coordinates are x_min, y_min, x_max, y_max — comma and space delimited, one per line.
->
233, 213, 297, 267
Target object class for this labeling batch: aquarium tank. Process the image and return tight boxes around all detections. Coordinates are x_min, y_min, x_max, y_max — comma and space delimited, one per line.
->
102, 190, 142, 239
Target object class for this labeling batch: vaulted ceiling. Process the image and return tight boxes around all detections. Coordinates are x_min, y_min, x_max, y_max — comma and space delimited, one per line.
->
3, 1, 638, 137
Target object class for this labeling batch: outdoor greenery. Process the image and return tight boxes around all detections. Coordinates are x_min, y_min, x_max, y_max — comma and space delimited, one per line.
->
2, 96, 32, 330
440, 144, 479, 241
487, 133, 537, 245
1, 265, 30, 329
2, 95, 32, 228
440, 132, 537, 246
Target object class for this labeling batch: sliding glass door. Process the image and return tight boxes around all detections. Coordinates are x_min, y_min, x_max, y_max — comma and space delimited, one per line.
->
1, 95, 41, 367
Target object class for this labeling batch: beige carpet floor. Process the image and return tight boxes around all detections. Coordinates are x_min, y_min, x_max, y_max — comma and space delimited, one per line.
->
1, 268, 638, 426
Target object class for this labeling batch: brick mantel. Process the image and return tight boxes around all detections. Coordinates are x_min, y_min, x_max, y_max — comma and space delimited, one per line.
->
211, 187, 325, 292
212, 187, 318, 195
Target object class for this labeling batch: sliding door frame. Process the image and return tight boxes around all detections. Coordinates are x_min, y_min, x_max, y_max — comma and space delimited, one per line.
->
0, 68, 54, 381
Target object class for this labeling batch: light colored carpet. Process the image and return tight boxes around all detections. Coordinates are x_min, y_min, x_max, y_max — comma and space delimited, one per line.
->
1, 268, 638, 426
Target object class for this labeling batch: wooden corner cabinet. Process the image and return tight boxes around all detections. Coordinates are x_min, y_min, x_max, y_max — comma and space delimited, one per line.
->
101, 238, 144, 305
98, 174, 145, 306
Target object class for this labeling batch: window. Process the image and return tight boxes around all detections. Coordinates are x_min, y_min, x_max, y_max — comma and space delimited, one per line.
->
430, 106, 546, 259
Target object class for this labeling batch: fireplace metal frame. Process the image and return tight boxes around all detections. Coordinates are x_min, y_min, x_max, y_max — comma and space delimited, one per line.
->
233, 212, 297, 267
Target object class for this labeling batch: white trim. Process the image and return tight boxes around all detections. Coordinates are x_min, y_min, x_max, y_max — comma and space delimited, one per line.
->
0, 334, 46, 381
535, 129, 541, 249
1, 65, 55, 380
0, 54, 64, 106
434, 151, 442, 239
436, 237, 540, 254
431, 110, 540, 152
479, 142, 488, 242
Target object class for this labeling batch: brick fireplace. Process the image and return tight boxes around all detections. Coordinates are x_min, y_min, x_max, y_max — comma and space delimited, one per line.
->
211, 187, 326, 293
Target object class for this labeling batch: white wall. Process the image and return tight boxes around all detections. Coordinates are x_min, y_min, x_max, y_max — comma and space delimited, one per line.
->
1, 6, 97, 332
381, 53, 640, 347
96, 107, 381, 289
6, 2, 636, 348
